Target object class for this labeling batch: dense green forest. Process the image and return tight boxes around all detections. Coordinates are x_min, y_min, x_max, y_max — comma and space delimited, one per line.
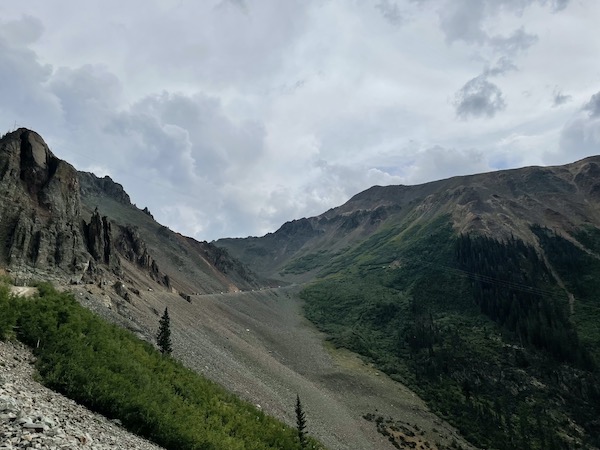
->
0, 282, 323, 450
300, 217, 600, 450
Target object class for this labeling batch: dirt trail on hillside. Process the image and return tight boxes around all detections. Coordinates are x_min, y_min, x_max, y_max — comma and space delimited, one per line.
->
114, 286, 474, 450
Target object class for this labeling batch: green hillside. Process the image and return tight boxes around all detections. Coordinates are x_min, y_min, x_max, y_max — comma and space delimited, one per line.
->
299, 216, 600, 449
0, 283, 323, 450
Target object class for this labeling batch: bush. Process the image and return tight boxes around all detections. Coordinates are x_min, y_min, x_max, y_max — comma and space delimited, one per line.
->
1, 283, 324, 450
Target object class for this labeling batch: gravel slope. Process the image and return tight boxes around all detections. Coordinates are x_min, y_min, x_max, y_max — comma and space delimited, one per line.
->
73, 280, 475, 450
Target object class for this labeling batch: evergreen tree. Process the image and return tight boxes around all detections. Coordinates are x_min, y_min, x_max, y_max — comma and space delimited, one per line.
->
157, 307, 172, 355
295, 394, 307, 449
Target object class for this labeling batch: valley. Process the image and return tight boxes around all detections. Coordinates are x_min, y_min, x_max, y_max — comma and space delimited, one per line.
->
2, 128, 600, 449
67, 282, 472, 450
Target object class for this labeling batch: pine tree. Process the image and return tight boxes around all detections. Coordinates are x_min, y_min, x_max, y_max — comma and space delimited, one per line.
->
295, 394, 307, 449
157, 307, 172, 355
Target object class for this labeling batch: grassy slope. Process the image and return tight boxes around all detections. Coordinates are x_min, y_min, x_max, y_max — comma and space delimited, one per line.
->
0, 283, 323, 450
298, 215, 600, 450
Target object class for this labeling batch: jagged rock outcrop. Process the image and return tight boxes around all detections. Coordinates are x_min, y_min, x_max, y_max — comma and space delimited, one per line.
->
1, 128, 260, 293
116, 225, 169, 287
142, 206, 154, 219
0, 129, 90, 273
0, 129, 125, 280
78, 172, 132, 206
81, 208, 121, 277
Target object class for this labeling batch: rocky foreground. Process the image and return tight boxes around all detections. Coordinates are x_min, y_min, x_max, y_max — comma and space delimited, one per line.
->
0, 340, 163, 450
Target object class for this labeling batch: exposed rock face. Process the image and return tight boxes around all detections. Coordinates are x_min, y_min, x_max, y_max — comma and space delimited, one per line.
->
116, 225, 169, 287
1, 127, 260, 293
83, 208, 120, 273
78, 172, 132, 206
0, 129, 89, 273
0, 129, 125, 279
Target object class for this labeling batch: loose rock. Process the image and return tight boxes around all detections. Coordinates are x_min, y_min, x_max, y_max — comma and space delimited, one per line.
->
0, 340, 163, 450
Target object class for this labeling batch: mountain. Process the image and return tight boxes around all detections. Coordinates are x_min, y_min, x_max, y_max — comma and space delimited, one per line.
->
0, 128, 258, 294
217, 158, 600, 449
217, 157, 600, 280
3, 128, 478, 450
4, 127, 599, 449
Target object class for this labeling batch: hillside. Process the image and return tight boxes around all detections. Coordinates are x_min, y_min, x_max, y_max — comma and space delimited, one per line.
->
0, 339, 164, 449
217, 158, 600, 449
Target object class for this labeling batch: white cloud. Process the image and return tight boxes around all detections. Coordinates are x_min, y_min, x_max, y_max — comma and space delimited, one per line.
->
0, 1, 599, 240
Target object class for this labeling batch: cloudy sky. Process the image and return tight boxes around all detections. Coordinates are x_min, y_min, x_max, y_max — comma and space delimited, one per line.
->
1, 1, 599, 240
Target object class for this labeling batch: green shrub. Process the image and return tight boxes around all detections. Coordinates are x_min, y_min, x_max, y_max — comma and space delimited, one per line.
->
1, 283, 324, 450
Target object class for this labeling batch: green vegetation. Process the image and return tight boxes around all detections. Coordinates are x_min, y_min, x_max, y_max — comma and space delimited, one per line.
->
282, 250, 338, 275
0, 283, 18, 339
301, 217, 600, 450
295, 395, 307, 449
156, 307, 172, 355
533, 225, 600, 364
0, 283, 324, 450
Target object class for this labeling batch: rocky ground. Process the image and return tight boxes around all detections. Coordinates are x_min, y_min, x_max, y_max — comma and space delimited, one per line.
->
0, 340, 163, 450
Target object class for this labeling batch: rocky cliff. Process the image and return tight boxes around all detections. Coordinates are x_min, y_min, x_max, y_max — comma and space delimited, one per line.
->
0, 128, 258, 294
0, 129, 89, 274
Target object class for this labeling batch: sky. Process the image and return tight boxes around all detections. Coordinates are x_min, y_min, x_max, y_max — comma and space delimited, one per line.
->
1, 0, 599, 241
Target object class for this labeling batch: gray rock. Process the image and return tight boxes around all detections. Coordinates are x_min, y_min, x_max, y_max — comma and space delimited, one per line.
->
22, 421, 46, 432
0, 395, 20, 413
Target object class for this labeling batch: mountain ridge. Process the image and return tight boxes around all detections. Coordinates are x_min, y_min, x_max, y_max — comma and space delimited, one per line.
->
217, 155, 600, 280
5, 128, 467, 450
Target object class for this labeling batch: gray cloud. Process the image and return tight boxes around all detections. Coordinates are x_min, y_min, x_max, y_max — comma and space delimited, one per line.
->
484, 57, 518, 77
0, 14, 44, 46
218, 0, 248, 13
454, 75, 506, 119
547, 0, 570, 12
103, 91, 267, 190
0, 1, 595, 241
50, 65, 123, 127
376, 0, 404, 26
489, 27, 538, 55
0, 16, 60, 130
438, 0, 564, 52
552, 88, 571, 107
584, 92, 600, 117
556, 91, 600, 162
439, 0, 487, 45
